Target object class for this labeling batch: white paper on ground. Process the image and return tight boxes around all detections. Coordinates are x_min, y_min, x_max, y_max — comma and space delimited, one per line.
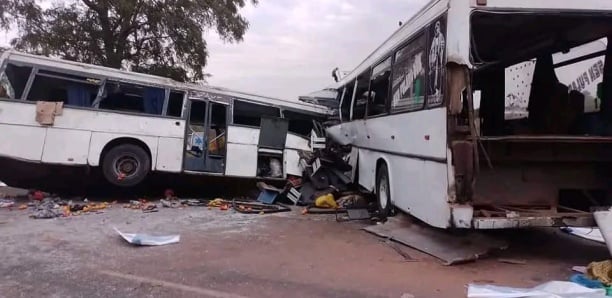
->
467, 281, 606, 298
114, 227, 180, 246
562, 227, 605, 244
0, 181, 6, 187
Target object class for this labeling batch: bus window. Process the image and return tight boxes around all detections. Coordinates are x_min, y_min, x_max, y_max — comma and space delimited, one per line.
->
167, 91, 184, 117
341, 82, 354, 121
284, 110, 315, 136
233, 100, 280, 127
1, 63, 32, 99
353, 73, 370, 120
368, 57, 391, 116
208, 103, 227, 156
99, 81, 164, 115
27, 70, 100, 107
391, 34, 426, 113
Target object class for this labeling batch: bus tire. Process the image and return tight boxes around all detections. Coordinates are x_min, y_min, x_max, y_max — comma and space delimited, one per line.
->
376, 163, 392, 219
102, 144, 150, 187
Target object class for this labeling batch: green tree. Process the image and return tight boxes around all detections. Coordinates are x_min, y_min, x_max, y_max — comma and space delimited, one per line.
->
0, 0, 257, 81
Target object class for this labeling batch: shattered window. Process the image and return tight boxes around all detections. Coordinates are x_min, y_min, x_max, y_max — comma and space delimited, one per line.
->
167, 90, 185, 117
233, 100, 280, 127
98, 81, 164, 115
391, 34, 427, 113
1, 63, 33, 99
27, 71, 100, 107
368, 57, 391, 116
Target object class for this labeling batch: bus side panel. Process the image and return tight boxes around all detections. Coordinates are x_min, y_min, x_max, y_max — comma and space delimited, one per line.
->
357, 148, 376, 191
88, 132, 158, 170
225, 143, 257, 177
284, 149, 302, 177
0, 124, 46, 161
156, 137, 183, 173
387, 153, 451, 229
42, 128, 91, 165
358, 147, 452, 228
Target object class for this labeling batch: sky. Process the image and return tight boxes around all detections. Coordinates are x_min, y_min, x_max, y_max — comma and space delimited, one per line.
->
0, 0, 429, 100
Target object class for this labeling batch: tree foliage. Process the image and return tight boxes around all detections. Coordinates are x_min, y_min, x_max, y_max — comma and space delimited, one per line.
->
0, 0, 256, 81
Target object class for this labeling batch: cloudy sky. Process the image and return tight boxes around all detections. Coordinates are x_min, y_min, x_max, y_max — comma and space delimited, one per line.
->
0, 0, 429, 100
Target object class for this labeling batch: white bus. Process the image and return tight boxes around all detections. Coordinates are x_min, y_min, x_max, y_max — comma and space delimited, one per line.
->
323, 0, 612, 229
0, 51, 332, 189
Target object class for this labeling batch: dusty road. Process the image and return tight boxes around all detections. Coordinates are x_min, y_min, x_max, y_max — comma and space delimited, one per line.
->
0, 198, 608, 297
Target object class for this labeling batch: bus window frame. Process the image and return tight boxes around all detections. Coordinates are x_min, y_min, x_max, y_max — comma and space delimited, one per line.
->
366, 56, 393, 119
0, 59, 189, 120
389, 31, 428, 115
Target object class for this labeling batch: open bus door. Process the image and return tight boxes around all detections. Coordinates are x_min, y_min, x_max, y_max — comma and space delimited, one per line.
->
183, 98, 228, 174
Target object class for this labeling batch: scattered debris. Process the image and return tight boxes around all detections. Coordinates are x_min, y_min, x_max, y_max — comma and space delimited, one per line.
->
232, 200, 291, 214
30, 197, 110, 218
467, 281, 606, 297
30, 197, 63, 219
363, 214, 508, 265
587, 260, 612, 285
314, 193, 337, 209
570, 274, 606, 290
0, 198, 15, 208
124, 199, 157, 212
498, 258, 527, 265
160, 199, 181, 208
573, 266, 588, 274
114, 227, 180, 246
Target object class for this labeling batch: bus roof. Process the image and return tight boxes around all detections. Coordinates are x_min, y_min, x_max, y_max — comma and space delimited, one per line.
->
331, 0, 612, 90
2, 50, 333, 115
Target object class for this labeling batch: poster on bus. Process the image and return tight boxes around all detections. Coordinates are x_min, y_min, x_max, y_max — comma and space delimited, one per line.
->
391, 34, 427, 112
427, 15, 447, 107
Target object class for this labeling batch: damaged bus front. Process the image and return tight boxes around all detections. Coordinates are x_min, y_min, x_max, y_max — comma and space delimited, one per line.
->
322, 0, 612, 229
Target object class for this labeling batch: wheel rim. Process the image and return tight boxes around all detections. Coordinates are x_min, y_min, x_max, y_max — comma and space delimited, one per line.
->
113, 154, 140, 179
379, 174, 388, 209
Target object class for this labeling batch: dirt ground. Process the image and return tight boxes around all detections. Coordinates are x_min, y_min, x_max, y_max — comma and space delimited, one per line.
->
0, 192, 609, 298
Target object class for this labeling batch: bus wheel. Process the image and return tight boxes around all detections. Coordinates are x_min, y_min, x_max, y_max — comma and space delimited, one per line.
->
376, 163, 392, 218
102, 144, 150, 187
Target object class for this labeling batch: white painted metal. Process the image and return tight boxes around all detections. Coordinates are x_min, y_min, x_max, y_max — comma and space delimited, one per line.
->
357, 147, 452, 229
227, 125, 311, 151
42, 128, 91, 165
327, 108, 447, 160
0, 124, 45, 161
0, 101, 185, 138
283, 149, 302, 177
451, 204, 474, 228
224, 143, 257, 177
479, 0, 612, 10
156, 137, 184, 172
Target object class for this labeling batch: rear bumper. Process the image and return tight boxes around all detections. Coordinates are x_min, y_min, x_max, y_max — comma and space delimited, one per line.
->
472, 214, 595, 229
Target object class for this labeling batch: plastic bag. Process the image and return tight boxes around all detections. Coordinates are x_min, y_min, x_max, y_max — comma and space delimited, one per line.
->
467, 281, 606, 298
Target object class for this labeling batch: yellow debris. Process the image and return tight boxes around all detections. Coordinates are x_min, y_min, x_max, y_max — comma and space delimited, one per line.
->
314, 194, 337, 209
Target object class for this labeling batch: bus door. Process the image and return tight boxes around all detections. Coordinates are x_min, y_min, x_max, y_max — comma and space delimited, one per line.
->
184, 98, 228, 173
